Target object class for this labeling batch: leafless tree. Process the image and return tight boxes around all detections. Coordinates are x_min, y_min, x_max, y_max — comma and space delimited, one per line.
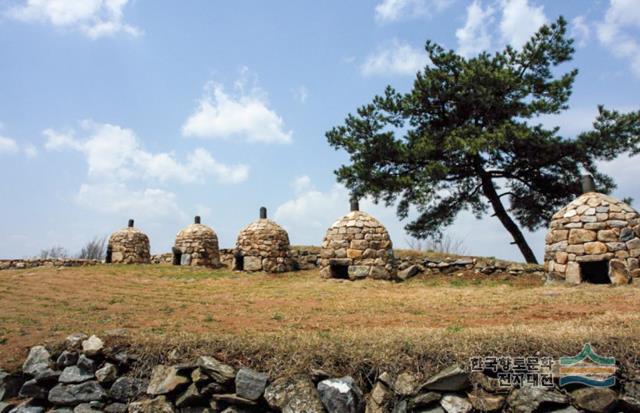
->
78, 236, 107, 260
406, 233, 468, 255
39, 246, 69, 259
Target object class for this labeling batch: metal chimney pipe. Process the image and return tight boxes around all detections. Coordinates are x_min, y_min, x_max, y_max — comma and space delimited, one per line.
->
350, 198, 359, 212
581, 174, 596, 194
194, 215, 201, 224
260, 207, 267, 219
128, 219, 134, 228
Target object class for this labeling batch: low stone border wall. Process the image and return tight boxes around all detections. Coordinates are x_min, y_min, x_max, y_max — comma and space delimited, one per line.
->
217, 248, 322, 271
0, 259, 99, 271
1, 334, 637, 412
1, 248, 545, 279
218, 248, 545, 279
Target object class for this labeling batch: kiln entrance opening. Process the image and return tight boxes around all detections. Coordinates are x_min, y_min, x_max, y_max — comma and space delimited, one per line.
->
172, 247, 182, 266
580, 261, 610, 284
234, 254, 244, 271
330, 263, 349, 279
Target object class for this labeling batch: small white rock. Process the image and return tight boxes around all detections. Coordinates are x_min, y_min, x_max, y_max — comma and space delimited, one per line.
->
95, 362, 118, 383
82, 335, 104, 356
65, 332, 88, 349
441, 394, 472, 413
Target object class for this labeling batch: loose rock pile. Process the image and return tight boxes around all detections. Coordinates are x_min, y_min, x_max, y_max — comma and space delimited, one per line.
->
1, 335, 638, 412
545, 192, 640, 284
150, 254, 173, 265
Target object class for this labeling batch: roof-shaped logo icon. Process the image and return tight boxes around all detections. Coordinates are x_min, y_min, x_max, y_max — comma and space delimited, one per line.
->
558, 343, 616, 387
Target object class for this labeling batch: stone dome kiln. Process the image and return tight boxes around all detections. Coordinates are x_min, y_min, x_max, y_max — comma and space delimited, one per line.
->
320, 200, 396, 280
172, 216, 221, 267
234, 207, 294, 273
106, 219, 151, 264
545, 175, 640, 284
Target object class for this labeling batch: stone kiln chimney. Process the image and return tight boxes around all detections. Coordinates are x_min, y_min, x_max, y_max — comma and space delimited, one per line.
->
260, 207, 267, 219
194, 215, 201, 224
128, 219, 134, 228
350, 198, 359, 212
581, 174, 595, 194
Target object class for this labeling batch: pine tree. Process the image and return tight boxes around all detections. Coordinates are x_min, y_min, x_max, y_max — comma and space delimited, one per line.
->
326, 17, 640, 263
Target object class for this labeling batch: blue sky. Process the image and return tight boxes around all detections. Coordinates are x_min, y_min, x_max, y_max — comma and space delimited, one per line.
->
0, 0, 639, 261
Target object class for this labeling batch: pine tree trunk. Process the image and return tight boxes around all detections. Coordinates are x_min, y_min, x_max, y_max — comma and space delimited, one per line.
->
479, 172, 539, 264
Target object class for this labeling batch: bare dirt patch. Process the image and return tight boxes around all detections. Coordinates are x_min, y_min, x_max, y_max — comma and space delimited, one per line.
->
0, 265, 638, 373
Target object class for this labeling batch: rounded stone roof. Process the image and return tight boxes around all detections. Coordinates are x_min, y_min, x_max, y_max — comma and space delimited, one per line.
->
176, 223, 218, 240
237, 219, 290, 245
109, 226, 149, 242
551, 192, 639, 223
326, 210, 391, 235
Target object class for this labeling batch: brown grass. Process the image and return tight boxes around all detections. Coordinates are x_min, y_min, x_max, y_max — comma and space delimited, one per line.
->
0, 264, 638, 380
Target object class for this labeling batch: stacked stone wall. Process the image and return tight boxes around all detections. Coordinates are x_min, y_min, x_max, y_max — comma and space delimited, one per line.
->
0, 259, 99, 270
1, 334, 638, 413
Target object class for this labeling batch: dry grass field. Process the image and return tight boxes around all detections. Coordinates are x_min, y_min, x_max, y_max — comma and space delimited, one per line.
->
1, 264, 639, 377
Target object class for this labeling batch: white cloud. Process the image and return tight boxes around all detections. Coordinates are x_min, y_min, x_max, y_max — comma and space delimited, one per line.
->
182, 70, 292, 144
195, 204, 212, 218
6, 0, 141, 39
76, 182, 182, 219
0, 136, 19, 154
456, 1, 494, 57
24, 143, 38, 158
597, 0, 640, 78
374, 0, 454, 23
361, 40, 428, 77
0, 124, 39, 158
44, 121, 249, 184
43, 128, 82, 151
572, 16, 590, 48
499, 0, 547, 49
274, 183, 363, 240
292, 175, 312, 193
598, 154, 640, 210
292, 85, 309, 103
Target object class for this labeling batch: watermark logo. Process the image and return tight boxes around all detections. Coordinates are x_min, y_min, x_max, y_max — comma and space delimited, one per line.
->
469, 356, 555, 388
469, 344, 617, 388
558, 343, 616, 388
